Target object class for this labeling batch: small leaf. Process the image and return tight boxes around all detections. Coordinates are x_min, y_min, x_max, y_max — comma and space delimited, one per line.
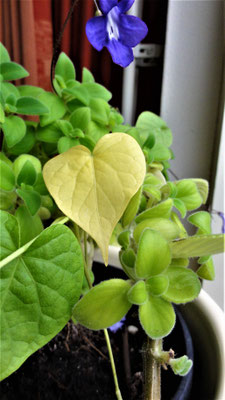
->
39, 92, 66, 127
0, 103, 5, 123
63, 84, 90, 105
82, 67, 95, 83
16, 187, 41, 216
0, 62, 29, 81
135, 229, 171, 278
6, 126, 35, 156
127, 281, 148, 305
136, 112, 172, 147
175, 180, 202, 211
170, 235, 225, 258
122, 187, 142, 227
16, 160, 37, 186
89, 98, 110, 125
191, 179, 209, 204
57, 137, 79, 153
2, 116, 26, 148
83, 82, 112, 102
197, 257, 215, 280
173, 198, 187, 218
16, 97, 49, 115
1, 82, 20, 102
119, 250, 136, 280
0, 43, 10, 63
0, 160, 15, 191
170, 356, 193, 376
162, 266, 201, 303
13, 154, 41, 178
15, 205, 43, 245
146, 275, 169, 296
70, 107, 91, 131
133, 218, 180, 243
17, 85, 45, 98
73, 279, 132, 330
43, 132, 146, 265
139, 295, 175, 339
188, 211, 211, 235
117, 230, 130, 249
171, 212, 188, 238
36, 124, 62, 143
135, 199, 173, 223
55, 52, 76, 82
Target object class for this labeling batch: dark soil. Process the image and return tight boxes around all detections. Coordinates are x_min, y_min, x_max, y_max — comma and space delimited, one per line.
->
0, 263, 192, 400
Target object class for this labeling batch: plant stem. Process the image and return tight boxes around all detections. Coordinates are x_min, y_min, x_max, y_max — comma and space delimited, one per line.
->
104, 329, 123, 400
80, 229, 123, 400
143, 338, 162, 400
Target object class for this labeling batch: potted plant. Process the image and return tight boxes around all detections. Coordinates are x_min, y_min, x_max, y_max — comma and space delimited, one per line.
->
0, 11, 224, 398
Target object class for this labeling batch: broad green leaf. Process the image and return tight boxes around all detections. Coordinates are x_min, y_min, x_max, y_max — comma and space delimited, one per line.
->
175, 180, 202, 211
16, 186, 41, 216
0, 161, 15, 191
13, 154, 41, 178
39, 92, 66, 127
0, 212, 83, 380
17, 85, 45, 98
55, 52, 76, 82
1, 82, 20, 101
188, 211, 211, 235
89, 98, 110, 125
2, 115, 26, 148
57, 137, 79, 153
82, 67, 95, 83
15, 205, 43, 245
133, 218, 180, 243
43, 132, 146, 265
162, 266, 201, 303
135, 229, 171, 278
122, 187, 142, 227
0, 152, 13, 168
191, 179, 209, 204
73, 279, 132, 330
135, 199, 173, 223
83, 82, 112, 102
136, 112, 172, 147
170, 234, 225, 258
6, 126, 35, 155
36, 124, 62, 143
16, 160, 37, 186
197, 257, 215, 280
70, 107, 91, 131
146, 275, 169, 296
150, 143, 171, 162
139, 295, 175, 339
127, 280, 147, 305
86, 121, 109, 142
0, 62, 29, 81
16, 96, 49, 115
63, 84, 90, 106
0, 43, 10, 63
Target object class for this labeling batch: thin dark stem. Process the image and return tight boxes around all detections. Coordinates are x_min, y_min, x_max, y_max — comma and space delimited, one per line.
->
122, 327, 131, 387
50, 0, 80, 91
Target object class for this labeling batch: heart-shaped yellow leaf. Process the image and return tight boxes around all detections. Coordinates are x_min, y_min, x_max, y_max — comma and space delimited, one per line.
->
43, 133, 146, 264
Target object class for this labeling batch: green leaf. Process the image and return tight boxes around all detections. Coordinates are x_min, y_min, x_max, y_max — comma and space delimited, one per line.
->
188, 211, 211, 235
139, 295, 175, 339
13, 154, 41, 178
170, 234, 225, 258
150, 143, 172, 162
171, 212, 188, 238
191, 179, 209, 204
55, 52, 76, 82
89, 98, 110, 125
127, 280, 148, 305
119, 250, 137, 280
135, 199, 173, 223
0, 152, 13, 168
175, 180, 203, 211
117, 230, 130, 249
2, 115, 26, 148
15, 205, 43, 245
0, 43, 10, 63
38, 92, 66, 127
16, 160, 37, 186
0, 103, 5, 123
36, 124, 62, 143
170, 356, 193, 376
57, 137, 79, 153
197, 257, 215, 280
83, 82, 112, 102
122, 187, 142, 227
136, 112, 172, 147
0, 189, 17, 211
33, 173, 48, 195
56, 120, 74, 137
0, 212, 84, 380
15, 97, 49, 115
63, 84, 90, 106
82, 67, 95, 83
6, 126, 35, 156
86, 121, 109, 142
16, 186, 41, 215
17, 85, 45, 98
134, 218, 180, 243
73, 279, 132, 330
0, 161, 15, 191
1, 82, 20, 101
70, 107, 91, 131
135, 229, 171, 278
0, 62, 29, 81
162, 266, 201, 303
173, 198, 187, 218
146, 275, 169, 296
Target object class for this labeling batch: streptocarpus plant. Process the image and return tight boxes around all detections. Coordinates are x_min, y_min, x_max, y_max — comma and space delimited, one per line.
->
0, 41, 224, 400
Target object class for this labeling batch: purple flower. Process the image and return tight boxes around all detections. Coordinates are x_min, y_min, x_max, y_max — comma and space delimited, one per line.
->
108, 316, 126, 332
86, 0, 148, 67
218, 212, 225, 234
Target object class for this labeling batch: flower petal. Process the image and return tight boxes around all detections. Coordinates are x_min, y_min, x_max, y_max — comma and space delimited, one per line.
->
117, 0, 135, 13
106, 39, 134, 67
118, 15, 148, 47
86, 16, 107, 51
99, 0, 118, 14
